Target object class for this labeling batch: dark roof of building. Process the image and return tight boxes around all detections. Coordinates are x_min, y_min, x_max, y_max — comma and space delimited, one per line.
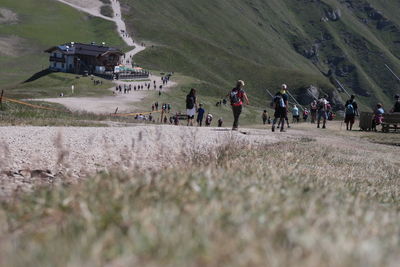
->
45, 42, 123, 57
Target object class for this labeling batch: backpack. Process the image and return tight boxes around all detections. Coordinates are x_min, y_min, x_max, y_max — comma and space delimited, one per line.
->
345, 103, 355, 115
186, 95, 195, 109
273, 94, 284, 108
230, 89, 243, 104
317, 99, 326, 110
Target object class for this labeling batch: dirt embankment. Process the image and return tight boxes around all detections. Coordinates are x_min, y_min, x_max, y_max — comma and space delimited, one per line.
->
0, 125, 283, 197
1, 122, 398, 198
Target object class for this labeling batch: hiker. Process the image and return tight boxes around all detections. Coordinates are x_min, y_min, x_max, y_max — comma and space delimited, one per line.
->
205, 113, 213, 126
218, 118, 224, 127
272, 84, 289, 132
228, 80, 249, 131
262, 110, 269, 125
317, 95, 329, 129
186, 88, 197, 126
174, 113, 180, 125
390, 94, 400, 113
310, 100, 317, 123
292, 105, 300, 123
344, 95, 358, 131
197, 104, 205, 127
149, 113, 153, 122
167, 104, 171, 113
372, 103, 385, 131
303, 108, 309, 122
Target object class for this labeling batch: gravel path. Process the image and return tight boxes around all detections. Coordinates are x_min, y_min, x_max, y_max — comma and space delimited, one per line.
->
0, 125, 283, 197
1, 122, 398, 198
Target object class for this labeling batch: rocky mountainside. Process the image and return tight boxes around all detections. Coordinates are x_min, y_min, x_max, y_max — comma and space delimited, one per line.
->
122, 0, 400, 109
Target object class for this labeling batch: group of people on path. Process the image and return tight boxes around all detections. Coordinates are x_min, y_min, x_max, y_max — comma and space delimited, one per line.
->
185, 88, 220, 127
370, 94, 400, 130
151, 102, 171, 113
115, 81, 163, 94
177, 79, 400, 132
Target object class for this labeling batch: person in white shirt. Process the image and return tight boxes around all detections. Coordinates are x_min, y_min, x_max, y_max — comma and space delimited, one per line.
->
292, 105, 300, 123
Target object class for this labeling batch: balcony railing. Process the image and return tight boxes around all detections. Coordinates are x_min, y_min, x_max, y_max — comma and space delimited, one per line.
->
49, 56, 66, 63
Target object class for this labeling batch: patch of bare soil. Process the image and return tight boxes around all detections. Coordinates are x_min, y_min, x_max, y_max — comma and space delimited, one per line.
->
0, 36, 26, 57
0, 8, 18, 24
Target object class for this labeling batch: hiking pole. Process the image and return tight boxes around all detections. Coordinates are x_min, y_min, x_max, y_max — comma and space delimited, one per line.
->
385, 64, 400, 82
335, 79, 351, 98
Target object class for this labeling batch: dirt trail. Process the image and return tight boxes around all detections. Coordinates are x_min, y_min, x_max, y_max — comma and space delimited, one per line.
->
1, 122, 398, 198
47, 0, 172, 114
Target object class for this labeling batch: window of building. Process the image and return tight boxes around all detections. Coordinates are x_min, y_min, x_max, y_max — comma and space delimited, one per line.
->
53, 62, 56, 68
62, 63, 65, 69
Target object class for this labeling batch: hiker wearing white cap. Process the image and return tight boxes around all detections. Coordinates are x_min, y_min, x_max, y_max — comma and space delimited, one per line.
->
272, 84, 289, 132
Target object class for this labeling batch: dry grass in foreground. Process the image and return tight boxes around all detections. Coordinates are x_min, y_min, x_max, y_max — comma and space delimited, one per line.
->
0, 139, 399, 267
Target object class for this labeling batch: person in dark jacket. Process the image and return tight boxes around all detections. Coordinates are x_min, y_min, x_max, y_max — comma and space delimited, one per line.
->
391, 94, 400, 113
186, 88, 197, 126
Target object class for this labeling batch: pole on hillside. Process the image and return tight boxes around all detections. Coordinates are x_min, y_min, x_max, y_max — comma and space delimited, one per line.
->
385, 64, 400, 82
0, 90, 3, 110
286, 90, 305, 111
265, 88, 274, 99
335, 79, 351, 98
161, 108, 164, 124
114, 107, 119, 114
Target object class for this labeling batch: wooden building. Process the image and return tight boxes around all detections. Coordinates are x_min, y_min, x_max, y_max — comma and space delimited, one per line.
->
45, 42, 123, 75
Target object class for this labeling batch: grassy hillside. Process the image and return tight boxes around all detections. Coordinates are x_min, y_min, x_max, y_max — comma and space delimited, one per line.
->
0, 0, 126, 94
122, 0, 400, 109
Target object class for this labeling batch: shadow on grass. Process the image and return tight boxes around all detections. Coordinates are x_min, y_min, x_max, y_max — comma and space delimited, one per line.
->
23, 69, 53, 83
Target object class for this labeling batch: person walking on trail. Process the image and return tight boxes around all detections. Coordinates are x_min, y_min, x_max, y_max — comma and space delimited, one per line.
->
218, 118, 224, 127
197, 104, 205, 126
317, 95, 329, 129
344, 95, 358, 131
205, 113, 213, 126
390, 94, 400, 113
303, 108, 309, 122
186, 88, 197, 126
310, 100, 317, 123
292, 105, 300, 123
372, 103, 385, 131
262, 110, 269, 125
228, 80, 249, 131
272, 84, 289, 132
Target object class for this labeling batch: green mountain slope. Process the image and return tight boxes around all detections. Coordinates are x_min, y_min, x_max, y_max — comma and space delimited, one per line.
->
0, 0, 126, 90
122, 0, 400, 109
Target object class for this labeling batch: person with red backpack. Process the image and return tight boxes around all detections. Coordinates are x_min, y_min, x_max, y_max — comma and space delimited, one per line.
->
228, 80, 249, 131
